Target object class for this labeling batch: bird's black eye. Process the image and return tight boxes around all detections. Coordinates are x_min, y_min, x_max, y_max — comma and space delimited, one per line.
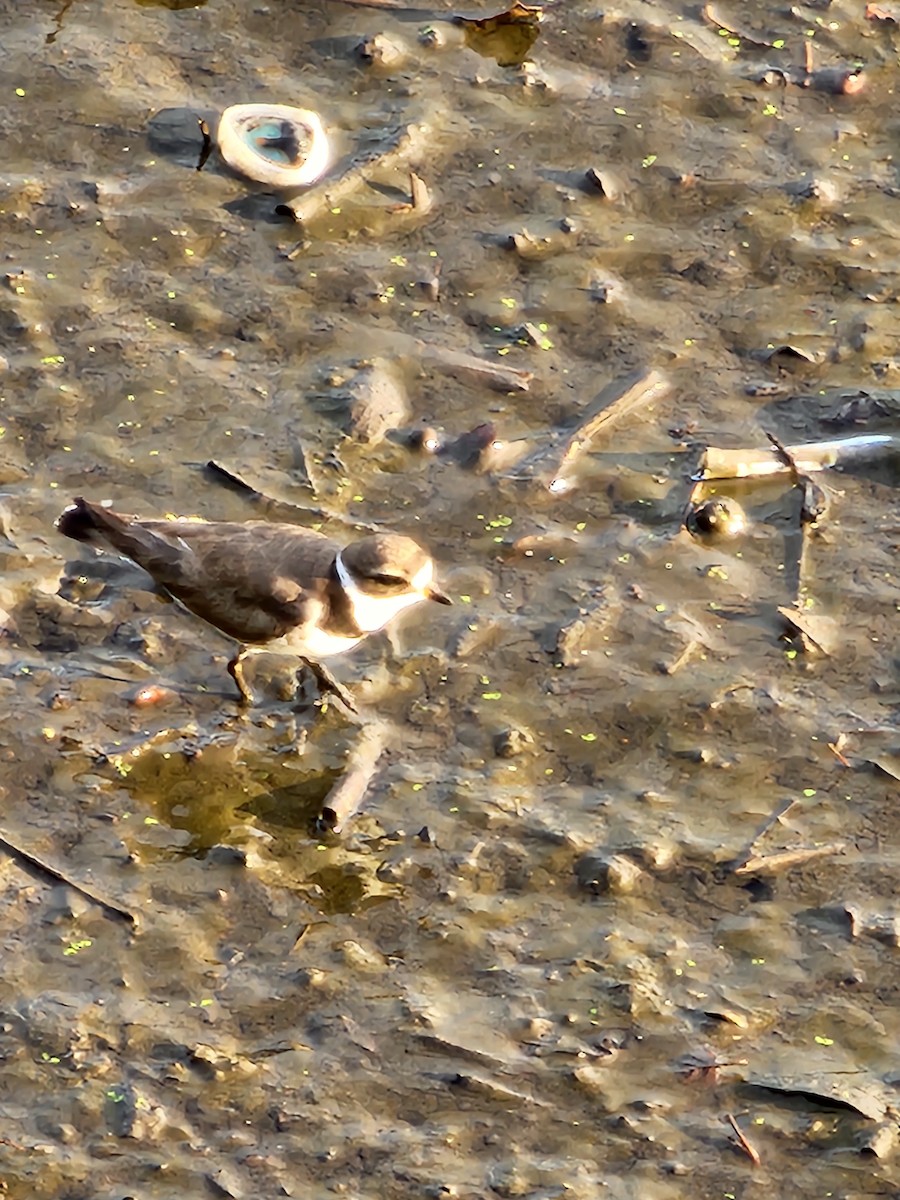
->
369, 573, 407, 588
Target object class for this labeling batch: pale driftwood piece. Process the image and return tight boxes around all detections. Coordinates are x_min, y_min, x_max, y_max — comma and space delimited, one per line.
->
280, 120, 432, 224
551, 591, 618, 666
0, 827, 136, 925
698, 434, 899, 481
733, 843, 846, 876
419, 343, 533, 392
320, 723, 390, 831
514, 368, 670, 490
352, 329, 532, 393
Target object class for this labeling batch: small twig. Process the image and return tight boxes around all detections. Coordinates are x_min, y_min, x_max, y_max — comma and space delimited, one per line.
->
804, 38, 815, 76
725, 1113, 761, 1166
749, 795, 799, 847
281, 236, 312, 261
656, 639, 700, 676
0, 828, 136, 925
319, 723, 390, 831
764, 430, 801, 486
733, 842, 846, 876
828, 740, 852, 768
763, 431, 828, 525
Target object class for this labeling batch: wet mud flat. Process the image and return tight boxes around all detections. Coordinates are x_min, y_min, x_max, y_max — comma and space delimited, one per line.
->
0, 0, 899, 1195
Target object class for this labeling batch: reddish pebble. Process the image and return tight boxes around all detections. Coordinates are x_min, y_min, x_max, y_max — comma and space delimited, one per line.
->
130, 684, 174, 708
841, 71, 866, 95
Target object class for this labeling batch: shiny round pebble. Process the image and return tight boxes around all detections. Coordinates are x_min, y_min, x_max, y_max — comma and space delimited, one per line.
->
684, 495, 748, 541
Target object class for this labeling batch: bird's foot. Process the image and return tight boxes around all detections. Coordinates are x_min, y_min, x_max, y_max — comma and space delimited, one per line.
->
298, 659, 358, 714
227, 652, 255, 709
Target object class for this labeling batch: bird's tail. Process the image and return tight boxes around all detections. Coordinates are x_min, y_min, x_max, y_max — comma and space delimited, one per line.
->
57, 498, 185, 574
56, 497, 125, 547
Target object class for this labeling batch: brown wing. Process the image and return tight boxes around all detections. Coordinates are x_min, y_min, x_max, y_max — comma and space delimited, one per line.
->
138, 522, 340, 644
63, 503, 341, 645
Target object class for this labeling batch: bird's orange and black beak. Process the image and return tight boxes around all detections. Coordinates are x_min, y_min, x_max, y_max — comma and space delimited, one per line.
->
426, 584, 452, 605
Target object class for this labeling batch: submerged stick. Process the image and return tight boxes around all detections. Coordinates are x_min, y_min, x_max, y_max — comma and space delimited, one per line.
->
0, 827, 136, 925
698, 434, 899, 481
319, 724, 390, 831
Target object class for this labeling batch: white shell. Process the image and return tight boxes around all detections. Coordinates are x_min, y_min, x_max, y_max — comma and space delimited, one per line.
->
216, 103, 330, 188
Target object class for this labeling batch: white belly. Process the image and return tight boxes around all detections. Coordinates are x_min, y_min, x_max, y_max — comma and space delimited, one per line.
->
274, 624, 362, 659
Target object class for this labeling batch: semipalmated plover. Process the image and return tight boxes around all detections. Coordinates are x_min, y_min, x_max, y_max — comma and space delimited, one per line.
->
57, 497, 451, 709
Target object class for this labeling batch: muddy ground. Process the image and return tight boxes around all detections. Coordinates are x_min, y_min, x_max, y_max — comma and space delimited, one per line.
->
0, 0, 898, 1195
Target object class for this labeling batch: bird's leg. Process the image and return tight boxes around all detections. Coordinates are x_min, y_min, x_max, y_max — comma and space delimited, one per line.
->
227, 647, 254, 706
300, 658, 358, 713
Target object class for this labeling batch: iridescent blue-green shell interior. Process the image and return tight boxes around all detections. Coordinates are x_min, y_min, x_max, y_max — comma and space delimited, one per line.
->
238, 117, 313, 166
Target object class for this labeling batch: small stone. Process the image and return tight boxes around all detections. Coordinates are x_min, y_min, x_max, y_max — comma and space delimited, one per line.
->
356, 32, 406, 68
339, 940, 386, 972
493, 727, 533, 758
574, 852, 644, 895
408, 426, 441, 454
129, 684, 176, 708
584, 167, 622, 200
419, 25, 446, 49
206, 845, 248, 867
663, 1161, 691, 1176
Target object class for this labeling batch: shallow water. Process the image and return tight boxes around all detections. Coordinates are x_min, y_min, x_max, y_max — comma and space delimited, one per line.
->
0, 0, 898, 1194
